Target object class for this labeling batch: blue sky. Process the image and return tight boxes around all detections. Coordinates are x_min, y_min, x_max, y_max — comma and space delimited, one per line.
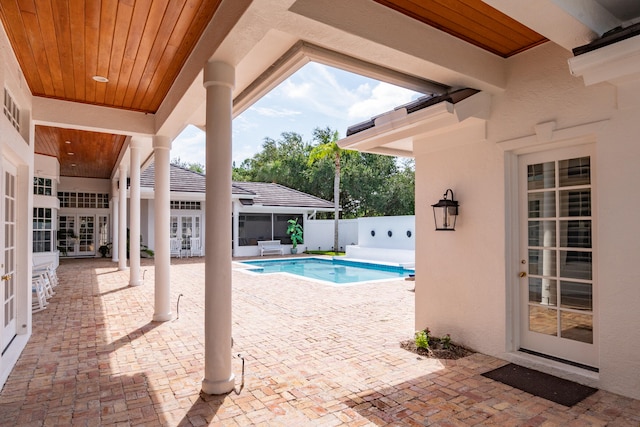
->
170, 62, 423, 167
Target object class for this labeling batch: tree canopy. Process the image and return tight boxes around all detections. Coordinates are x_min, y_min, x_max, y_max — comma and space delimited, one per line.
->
233, 127, 414, 218
171, 157, 205, 174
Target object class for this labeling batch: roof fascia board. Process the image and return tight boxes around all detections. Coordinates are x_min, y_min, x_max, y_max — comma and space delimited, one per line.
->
32, 97, 155, 136
300, 42, 448, 95
568, 34, 640, 86
339, 92, 491, 154
232, 40, 311, 116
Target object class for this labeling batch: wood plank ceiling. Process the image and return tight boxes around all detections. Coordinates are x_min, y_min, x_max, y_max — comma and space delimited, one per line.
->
0, 0, 543, 178
0, 0, 221, 178
35, 125, 126, 179
374, 0, 546, 57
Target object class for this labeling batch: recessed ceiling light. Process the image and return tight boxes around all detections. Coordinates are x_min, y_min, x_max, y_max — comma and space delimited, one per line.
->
71, 163, 76, 167
92, 75, 109, 83
65, 140, 71, 144
68, 152, 74, 155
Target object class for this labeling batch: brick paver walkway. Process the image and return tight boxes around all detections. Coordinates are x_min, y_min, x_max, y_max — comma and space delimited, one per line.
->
0, 258, 638, 426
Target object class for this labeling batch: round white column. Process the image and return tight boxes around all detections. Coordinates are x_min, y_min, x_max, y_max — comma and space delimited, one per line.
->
129, 138, 142, 286
201, 60, 235, 395
153, 135, 172, 321
111, 180, 119, 262
118, 164, 128, 271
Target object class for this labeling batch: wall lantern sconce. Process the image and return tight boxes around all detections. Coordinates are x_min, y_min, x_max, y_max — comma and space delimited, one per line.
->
432, 189, 459, 231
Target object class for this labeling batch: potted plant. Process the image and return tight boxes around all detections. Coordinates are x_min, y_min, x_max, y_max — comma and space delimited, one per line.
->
286, 218, 304, 254
98, 243, 112, 258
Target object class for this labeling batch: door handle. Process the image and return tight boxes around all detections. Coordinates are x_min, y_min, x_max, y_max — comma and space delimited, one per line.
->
1, 274, 12, 281
519, 271, 527, 278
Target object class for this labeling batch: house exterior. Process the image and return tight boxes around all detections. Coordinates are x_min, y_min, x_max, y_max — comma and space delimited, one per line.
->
1, 1, 639, 399
139, 163, 334, 257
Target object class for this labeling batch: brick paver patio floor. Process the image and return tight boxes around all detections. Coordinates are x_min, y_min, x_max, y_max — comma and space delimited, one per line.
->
0, 258, 638, 426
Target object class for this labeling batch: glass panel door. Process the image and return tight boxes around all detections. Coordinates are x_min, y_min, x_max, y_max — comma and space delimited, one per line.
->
181, 216, 193, 252
519, 146, 597, 368
77, 215, 95, 256
1, 161, 17, 352
58, 215, 77, 256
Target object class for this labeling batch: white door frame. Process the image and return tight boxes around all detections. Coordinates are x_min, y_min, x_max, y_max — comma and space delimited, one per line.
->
517, 145, 597, 368
501, 121, 605, 370
1, 160, 17, 353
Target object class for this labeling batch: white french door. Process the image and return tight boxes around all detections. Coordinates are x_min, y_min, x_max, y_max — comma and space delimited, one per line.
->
77, 215, 96, 256
58, 214, 96, 257
1, 160, 17, 352
518, 145, 597, 368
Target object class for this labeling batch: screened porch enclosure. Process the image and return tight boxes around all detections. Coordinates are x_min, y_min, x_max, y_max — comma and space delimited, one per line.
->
237, 213, 302, 246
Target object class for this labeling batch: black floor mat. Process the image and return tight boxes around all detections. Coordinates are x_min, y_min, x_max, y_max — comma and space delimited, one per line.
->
481, 363, 597, 407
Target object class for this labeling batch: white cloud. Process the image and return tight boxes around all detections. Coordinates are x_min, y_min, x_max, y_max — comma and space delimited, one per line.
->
170, 125, 205, 165
347, 82, 418, 121
252, 106, 301, 118
280, 79, 313, 99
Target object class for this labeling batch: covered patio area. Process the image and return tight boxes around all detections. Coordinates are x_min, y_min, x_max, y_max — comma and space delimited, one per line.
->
0, 258, 637, 426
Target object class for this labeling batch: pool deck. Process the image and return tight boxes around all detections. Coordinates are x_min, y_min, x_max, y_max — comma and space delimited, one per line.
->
1, 257, 638, 426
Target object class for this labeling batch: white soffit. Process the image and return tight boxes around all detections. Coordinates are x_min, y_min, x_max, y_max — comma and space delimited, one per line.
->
338, 92, 491, 157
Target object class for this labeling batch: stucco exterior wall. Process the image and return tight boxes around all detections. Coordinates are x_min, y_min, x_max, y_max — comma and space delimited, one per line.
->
415, 140, 505, 355
414, 41, 640, 398
594, 110, 640, 397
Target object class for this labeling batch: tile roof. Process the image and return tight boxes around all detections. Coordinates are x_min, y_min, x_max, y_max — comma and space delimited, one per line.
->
231, 181, 334, 209
573, 22, 640, 56
141, 163, 334, 209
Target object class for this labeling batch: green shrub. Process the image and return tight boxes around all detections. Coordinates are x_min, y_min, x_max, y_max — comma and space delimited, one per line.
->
441, 333, 452, 349
414, 329, 430, 349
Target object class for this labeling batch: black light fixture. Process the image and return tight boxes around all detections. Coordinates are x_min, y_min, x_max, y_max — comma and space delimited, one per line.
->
432, 189, 459, 231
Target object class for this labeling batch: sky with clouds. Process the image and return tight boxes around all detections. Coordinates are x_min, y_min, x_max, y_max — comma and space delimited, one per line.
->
170, 62, 423, 167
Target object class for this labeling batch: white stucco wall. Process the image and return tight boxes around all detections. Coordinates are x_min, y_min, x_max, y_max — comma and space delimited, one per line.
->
593, 109, 640, 397
414, 41, 640, 399
304, 219, 358, 252
343, 216, 415, 265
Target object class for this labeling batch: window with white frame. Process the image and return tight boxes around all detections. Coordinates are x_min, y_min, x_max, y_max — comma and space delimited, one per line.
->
33, 207, 53, 252
3, 88, 20, 133
34, 177, 54, 196
170, 200, 201, 210
58, 192, 109, 208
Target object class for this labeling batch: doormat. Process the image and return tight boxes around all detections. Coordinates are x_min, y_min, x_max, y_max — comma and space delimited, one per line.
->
481, 363, 597, 407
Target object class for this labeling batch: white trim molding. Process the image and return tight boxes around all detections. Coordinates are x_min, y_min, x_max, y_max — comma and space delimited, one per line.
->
568, 34, 640, 109
338, 91, 491, 157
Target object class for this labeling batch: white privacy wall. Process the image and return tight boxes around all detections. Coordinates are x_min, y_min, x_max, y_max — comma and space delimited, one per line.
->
356, 216, 415, 250
414, 41, 640, 399
304, 219, 358, 251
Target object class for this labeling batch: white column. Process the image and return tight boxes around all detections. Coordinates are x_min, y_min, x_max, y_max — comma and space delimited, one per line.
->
232, 201, 239, 257
118, 164, 128, 271
153, 135, 172, 321
201, 60, 235, 395
129, 138, 142, 286
111, 180, 119, 262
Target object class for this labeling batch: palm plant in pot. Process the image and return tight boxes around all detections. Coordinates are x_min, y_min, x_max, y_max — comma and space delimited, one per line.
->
286, 218, 304, 254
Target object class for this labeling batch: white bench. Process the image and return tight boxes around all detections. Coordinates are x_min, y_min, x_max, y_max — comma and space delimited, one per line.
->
258, 240, 284, 256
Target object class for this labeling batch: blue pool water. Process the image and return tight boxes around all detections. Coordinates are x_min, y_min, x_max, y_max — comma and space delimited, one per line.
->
240, 257, 414, 284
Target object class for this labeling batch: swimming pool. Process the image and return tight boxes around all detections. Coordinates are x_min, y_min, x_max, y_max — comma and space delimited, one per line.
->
240, 257, 414, 284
